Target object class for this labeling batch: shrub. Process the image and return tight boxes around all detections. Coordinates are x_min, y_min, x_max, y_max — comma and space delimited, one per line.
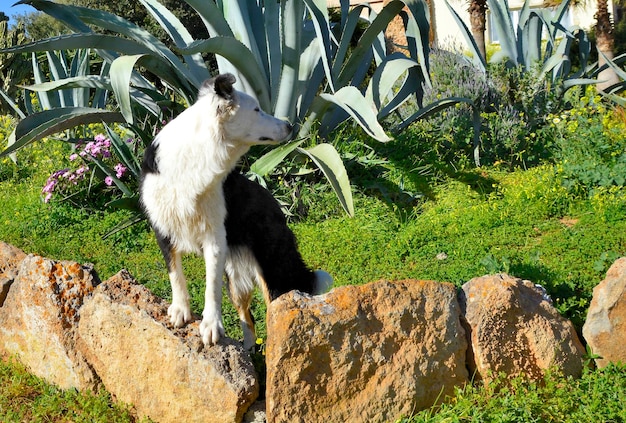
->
41, 133, 136, 208
544, 87, 626, 196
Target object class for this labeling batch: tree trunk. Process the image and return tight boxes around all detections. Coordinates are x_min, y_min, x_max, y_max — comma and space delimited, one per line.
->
468, 0, 488, 62
595, 0, 620, 91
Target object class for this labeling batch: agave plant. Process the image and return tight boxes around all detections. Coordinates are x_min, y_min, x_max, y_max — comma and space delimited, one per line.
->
0, 0, 435, 218
446, 0, 595, 90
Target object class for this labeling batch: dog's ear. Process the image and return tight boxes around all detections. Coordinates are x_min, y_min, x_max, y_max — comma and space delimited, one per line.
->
200, 73, 236, 101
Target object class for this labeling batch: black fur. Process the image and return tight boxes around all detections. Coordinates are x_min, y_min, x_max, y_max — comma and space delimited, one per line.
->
223, 171, 316, 300
141, 142, 159, 174
154, 228, 173, 273
205, 73, 235, 101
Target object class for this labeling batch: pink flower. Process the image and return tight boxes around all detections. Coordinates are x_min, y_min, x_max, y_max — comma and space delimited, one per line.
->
69, 153, 78, 161
114, 163, 127, 178
104, 176, 114, 186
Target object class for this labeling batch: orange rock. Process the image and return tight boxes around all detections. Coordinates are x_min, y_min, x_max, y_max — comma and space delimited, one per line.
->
0, 241, 26, 306
266, 279, 468, 423
77, 271, 259, 423
583, 257, 626, 368
0, 252, 100, 390
460, 274, 585, 383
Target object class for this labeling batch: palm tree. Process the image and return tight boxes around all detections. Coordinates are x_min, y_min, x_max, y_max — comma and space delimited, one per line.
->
468, 0, 488, 61
595, 0, 620, 90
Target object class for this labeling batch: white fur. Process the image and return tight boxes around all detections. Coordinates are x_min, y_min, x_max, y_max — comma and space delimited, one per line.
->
224, 246, 265, 349
141, 76, 291, 346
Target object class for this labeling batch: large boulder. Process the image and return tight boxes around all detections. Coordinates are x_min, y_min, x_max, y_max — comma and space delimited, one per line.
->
266, 279, 468, 423
583, 257, 626, 368
77, 270, 259, 423
0, 241, 26, 306
0, 254, 100, 391
460, 274, 585, 382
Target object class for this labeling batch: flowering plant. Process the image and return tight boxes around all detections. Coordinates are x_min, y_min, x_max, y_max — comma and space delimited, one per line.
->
42, 133, 134, 205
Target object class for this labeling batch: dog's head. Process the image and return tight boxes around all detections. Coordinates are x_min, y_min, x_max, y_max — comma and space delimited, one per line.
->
199, 74, 293, 145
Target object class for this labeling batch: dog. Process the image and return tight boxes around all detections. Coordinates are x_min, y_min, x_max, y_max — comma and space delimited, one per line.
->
140, 73, 332, 348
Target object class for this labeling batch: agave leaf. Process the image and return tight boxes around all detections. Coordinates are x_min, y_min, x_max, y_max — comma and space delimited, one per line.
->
180, 37, 270, 110
333, 5, 369, 79
366, 53, 418, 110
20, 76, 112, 92
562, 78, 598, 90
184, 0, 233, 37
378, 67, 423, 119
87, 154, 134, 197
104, 124, 141, 178
0, 89, 26, 119
138, 0, 209, 85
262, 0, 281, 104
102, 209, 145, 239
31, 52, 58, 110
520, 11, 543, 68
297, 143, 354, 217
70, 49, 91, 107
0, 108, 124, 157
320, 87, 392, 142
274, 0, 304, 122
303, 0, 335, 92
443, 0, 486, 72
0, 33, 151, 56
394, 97, 474, 132
296, 40, 325, 124
338, 1, 405, 87
45, 51, 72, 107
250, 140, 305, 176
487, 0, 518, 66
110, 54, 149, 125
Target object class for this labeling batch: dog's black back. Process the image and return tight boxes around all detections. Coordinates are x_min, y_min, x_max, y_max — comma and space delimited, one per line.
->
223, 171, 316, 300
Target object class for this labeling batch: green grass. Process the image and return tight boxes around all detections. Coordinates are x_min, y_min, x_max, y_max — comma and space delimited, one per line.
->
1, 131, 626, 421
0, 359, 142, 423
402, 365, 626, 423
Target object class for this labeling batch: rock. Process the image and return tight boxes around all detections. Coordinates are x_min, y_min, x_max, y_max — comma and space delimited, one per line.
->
460, 274, 585, 383
583, 257, 626, 368
242, 400, 266, 423
0, 242, 26, 306
77, 270, 259, 423
0, 254, 100, 390
266, 279, 468, 423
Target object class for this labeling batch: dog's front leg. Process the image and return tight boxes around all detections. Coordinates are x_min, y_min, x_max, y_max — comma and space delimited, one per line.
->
168, 250, 193, 327
200, 231, 227, 345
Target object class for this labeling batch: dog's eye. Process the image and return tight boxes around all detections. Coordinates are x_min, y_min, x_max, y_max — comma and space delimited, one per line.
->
254, 107, 260, 112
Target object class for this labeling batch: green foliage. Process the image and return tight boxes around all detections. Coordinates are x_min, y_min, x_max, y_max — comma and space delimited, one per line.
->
1, 120, 625, 420
0, 0, 437, 218
0, 20, 29, 115
544, 87, 626, 196
437, 0, 626, 168
400, 364, 626, 423
0, 359, 143, 422
407, 50, 562, 168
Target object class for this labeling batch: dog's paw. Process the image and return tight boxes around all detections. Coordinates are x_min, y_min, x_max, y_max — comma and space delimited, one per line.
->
199, 316, 225, 346
168, 302, 192, 328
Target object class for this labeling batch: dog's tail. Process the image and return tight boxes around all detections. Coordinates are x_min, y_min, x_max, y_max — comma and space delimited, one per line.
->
313, 270, 333, 295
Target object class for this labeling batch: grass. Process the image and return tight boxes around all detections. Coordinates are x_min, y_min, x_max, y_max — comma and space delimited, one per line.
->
0, 359, 141, 422
1, 126, 626, 421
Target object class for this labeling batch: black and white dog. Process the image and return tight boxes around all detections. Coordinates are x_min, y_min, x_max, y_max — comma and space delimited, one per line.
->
140, 74, 332, 348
